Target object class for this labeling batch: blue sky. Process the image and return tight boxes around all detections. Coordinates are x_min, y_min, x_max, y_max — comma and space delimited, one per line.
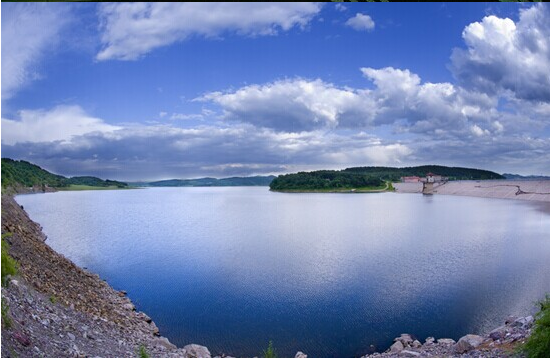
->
2, 2, 549, 180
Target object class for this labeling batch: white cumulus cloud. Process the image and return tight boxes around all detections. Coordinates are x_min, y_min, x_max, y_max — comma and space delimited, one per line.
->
199, 67, 501, 139
451, 3, 550, 101
97, 2, 322, 61
345, 13, 375, 31
1, 105, 121, 145
199, 78, 376, 131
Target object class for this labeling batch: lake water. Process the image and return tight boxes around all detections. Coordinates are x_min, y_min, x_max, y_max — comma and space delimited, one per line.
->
16, 187, 550, 357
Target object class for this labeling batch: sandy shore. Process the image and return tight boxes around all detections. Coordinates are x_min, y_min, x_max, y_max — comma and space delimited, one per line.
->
394, 179, 550, 202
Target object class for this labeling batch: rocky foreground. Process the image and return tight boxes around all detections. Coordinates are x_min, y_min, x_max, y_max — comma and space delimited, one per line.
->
1, 194, 534, 357
360, 315, 532, 357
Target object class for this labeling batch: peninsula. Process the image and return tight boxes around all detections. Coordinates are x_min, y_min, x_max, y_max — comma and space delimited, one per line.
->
269, 165, 503, 192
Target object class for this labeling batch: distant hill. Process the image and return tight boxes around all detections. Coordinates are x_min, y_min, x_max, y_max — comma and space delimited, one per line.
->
503, 173, 550, 180
1, 158, 128, 190
142, 175, 276, 187
270, 165, 503, 191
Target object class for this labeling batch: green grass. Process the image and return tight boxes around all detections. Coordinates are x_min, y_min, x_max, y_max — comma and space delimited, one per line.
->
49, 295, 57, 304
57, 184, 130, 191
1, 233, 18, 287
523, 294, 550, 358
137, 345, 150, 358
263, 341, 278, 358
1, 300, 12, 329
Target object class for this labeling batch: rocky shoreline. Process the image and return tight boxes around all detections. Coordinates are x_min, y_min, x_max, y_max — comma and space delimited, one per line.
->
1, 193, 535, 357
360, 314, 533, 357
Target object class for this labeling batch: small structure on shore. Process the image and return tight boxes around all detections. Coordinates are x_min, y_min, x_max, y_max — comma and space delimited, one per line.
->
422, 173, 447, 193
401, 176, 421, 183
425, 172, 443, 183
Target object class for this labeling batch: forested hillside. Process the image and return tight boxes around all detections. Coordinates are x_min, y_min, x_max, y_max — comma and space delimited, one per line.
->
1, 158, 128, 189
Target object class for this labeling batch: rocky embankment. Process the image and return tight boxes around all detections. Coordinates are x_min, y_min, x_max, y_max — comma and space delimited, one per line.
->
361, 315, 532, 357
0, 193, 534, 357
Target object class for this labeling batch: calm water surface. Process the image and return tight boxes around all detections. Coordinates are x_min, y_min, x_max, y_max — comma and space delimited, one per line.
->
16, 188, 550, 357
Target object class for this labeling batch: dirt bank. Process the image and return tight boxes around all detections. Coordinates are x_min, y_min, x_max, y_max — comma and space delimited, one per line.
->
394, 180, 550, 202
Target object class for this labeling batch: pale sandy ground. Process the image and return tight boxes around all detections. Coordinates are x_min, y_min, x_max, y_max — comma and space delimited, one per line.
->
394, 180, 550, 202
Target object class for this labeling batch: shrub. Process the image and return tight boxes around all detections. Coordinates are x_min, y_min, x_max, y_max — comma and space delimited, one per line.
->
263, 341, 278, 358
1, 300, 12, 329
138, 344, 150, 358
1, 234, 18, 287
523, 294, 550, 358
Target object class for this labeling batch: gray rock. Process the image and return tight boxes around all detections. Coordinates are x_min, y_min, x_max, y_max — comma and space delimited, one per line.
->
424, 337, 435, 345
436, 338, 455, 345
455, 334, 483, 353
122, 303, 135, 311
512, 316, 534, 328
400, 350, 421, 357
510, 333, 524, 341
295, 352, 307, 358
13, 331, 31, 346
394, 333, 413, 346
183, 344, 211, 358
489, 326, 507, 341
137, 312, 153, 323
156, 337, 177, 350
411, 340, 422, 348
389, 340, 404, 353
67, 332, 76, 341
505, 315, 518, 325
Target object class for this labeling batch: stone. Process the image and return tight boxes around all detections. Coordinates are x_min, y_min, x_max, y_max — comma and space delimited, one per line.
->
400, 350, 421, 357
424, 337, 435, 345
510, 333, 524, 341
137, 312, 152, 323
512, 316, 534, 328
156, 337, 177, 350
13, 331, 31, 346
489, 326, 507, 341
183, 344, 211, 358
394, 333, 413, 347
122, 303, 135, 311
437, 338, 456, 345
455, 334, 483, 353
505, 315, 518, 325
411, 340, 422, 348
389, 340, 404, 353
295, 352, 307, 358
67, 332, 76, 341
